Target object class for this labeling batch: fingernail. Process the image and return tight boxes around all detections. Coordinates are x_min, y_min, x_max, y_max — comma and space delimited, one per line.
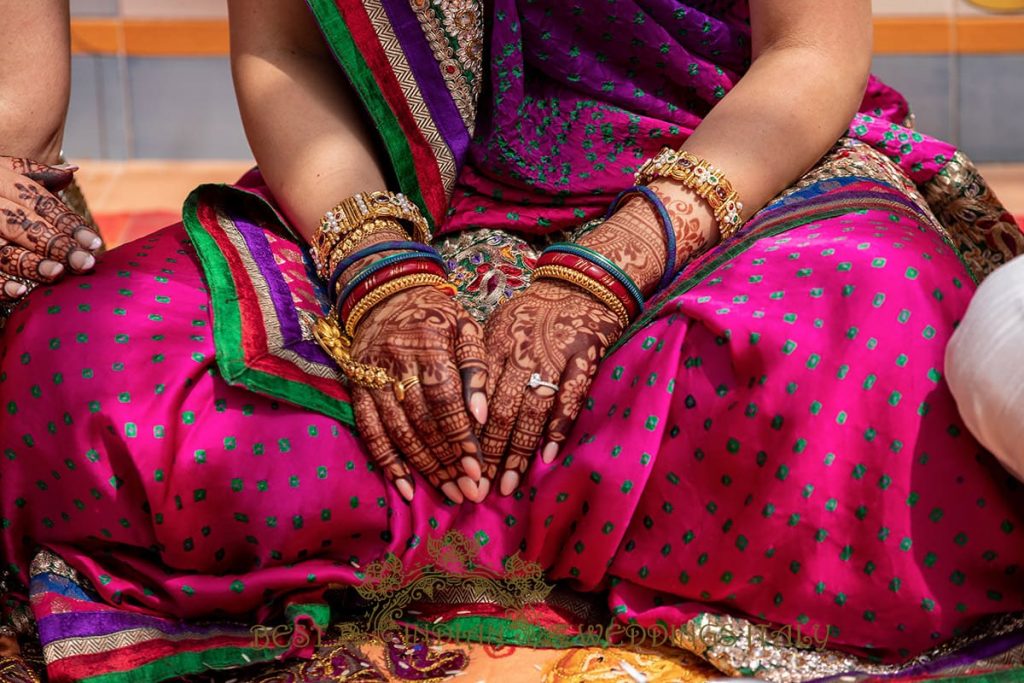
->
395, 478, 415, 502
39, 261, 64, 278
69, 251, 95, 271
476, 478, 490, 501
441, 482, 465, 504
542, 442, 560, 464
470, 392, 488, 425
3, 281, 27, 298
54, 163, 79, 172
456, 475, 480, 502
499, 471, 519, 497
77, 231, 102, 250
461, 456, 481, 482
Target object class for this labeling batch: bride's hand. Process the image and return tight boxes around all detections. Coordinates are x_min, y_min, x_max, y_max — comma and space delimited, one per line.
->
349, 285, 489, 503
481, 280, 624, 496
0, 157, 103, 301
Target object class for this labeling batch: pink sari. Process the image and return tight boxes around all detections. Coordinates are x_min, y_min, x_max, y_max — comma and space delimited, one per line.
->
3, 0, 1024, 681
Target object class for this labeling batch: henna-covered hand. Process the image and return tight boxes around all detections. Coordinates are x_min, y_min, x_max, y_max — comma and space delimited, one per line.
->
478, 182, 715, 496
0, 156, 103, 302
482, 280, 624, 496
349, 285, 489, 504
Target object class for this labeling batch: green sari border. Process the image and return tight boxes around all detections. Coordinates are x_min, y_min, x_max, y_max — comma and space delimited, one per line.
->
608, 180, 975, 356
182, 187, 356, 427
78, 645, 282, 683
305, 0, 433, 229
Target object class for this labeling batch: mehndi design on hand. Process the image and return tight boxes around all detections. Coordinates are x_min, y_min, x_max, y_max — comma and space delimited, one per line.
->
348, 285, 488, 503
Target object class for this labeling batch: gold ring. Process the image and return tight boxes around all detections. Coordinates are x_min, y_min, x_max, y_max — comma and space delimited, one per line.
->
393, 376, 420, 402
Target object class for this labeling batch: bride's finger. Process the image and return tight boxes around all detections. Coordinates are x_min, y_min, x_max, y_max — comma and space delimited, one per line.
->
454, 307, 488, 425
372, 382, 463, 503
500, 375, 557, 496
480, 363, 530, 482
543, 353, 601, 465
399, 370, 474, 501
352, 387, 415, 502
420, 355, 484, 501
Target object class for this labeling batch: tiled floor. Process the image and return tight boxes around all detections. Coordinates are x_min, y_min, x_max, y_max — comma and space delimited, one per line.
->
74, 160, 1024, 250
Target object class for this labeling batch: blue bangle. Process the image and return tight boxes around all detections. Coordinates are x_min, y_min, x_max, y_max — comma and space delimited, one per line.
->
327, 241, 439, 298
543, 243, 645, 313
336, 251, 447, 309
605, 185, 677, 292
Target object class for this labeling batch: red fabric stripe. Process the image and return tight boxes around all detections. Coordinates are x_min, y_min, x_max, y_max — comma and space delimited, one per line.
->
335, 2, 448, 222
47, 635, 256, 680
194, 203, 348, 398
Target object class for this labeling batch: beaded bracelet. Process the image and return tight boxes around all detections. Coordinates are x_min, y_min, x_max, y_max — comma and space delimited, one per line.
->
542, 243, 645, 312
336, 251, 446, 311
343, 273, 453, 338
635, 147, 745, 241
532, 265, 631, 328
604, 185, 677, 292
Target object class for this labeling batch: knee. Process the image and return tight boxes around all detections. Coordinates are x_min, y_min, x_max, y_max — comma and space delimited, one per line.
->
946, 255, 1024, 475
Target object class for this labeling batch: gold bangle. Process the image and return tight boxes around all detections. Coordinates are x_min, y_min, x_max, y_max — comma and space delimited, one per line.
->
532, 265, 631, 327
311, 191, 432, 278
343, 273, 452, 338
635, 148, 745, 241
323, 218, 408, 278
311, 314, 394, 390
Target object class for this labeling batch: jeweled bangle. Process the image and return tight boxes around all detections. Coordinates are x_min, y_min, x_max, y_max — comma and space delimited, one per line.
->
635, 147, 745, 241
340, 260, 448, 325
532, 265, 631, 328
336, 251, 446, 310
324, 218, 410, 278
311, 191, 431, 277
343, 273, 452, 338
542, 243, 645, 311
604, 185, 677, 291
327, 241, 441, 299
312, 315, 394, 390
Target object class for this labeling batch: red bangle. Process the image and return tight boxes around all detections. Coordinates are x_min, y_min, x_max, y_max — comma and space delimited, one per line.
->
535, 252, 641, 319
340, 260, 447, 322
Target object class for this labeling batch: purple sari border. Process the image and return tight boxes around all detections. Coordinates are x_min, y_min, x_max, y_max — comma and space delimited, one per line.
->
37, 609, 250, 644
232, 216, 333, 367
380, 0, 472, 162
234, 217, 305, 349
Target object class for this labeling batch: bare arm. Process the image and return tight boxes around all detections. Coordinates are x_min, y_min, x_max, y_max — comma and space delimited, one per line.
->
228, 0, 387, 241
484, 1, 875, 490
228, 1, 488, 504
685, 0, 873, 213
580, 0, 874, 295
0, 0, 71, 163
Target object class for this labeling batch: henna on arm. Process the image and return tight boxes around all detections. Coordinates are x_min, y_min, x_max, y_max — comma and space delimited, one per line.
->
577, 181, 716, 297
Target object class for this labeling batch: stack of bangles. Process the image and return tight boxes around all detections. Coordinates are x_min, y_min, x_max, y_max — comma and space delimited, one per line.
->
536, 148, 744, 328
308, 191, 455, 395
533, 243, 644, 328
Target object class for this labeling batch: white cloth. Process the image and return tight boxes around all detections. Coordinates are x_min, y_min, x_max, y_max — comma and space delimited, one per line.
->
946, 254, 1024, 480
